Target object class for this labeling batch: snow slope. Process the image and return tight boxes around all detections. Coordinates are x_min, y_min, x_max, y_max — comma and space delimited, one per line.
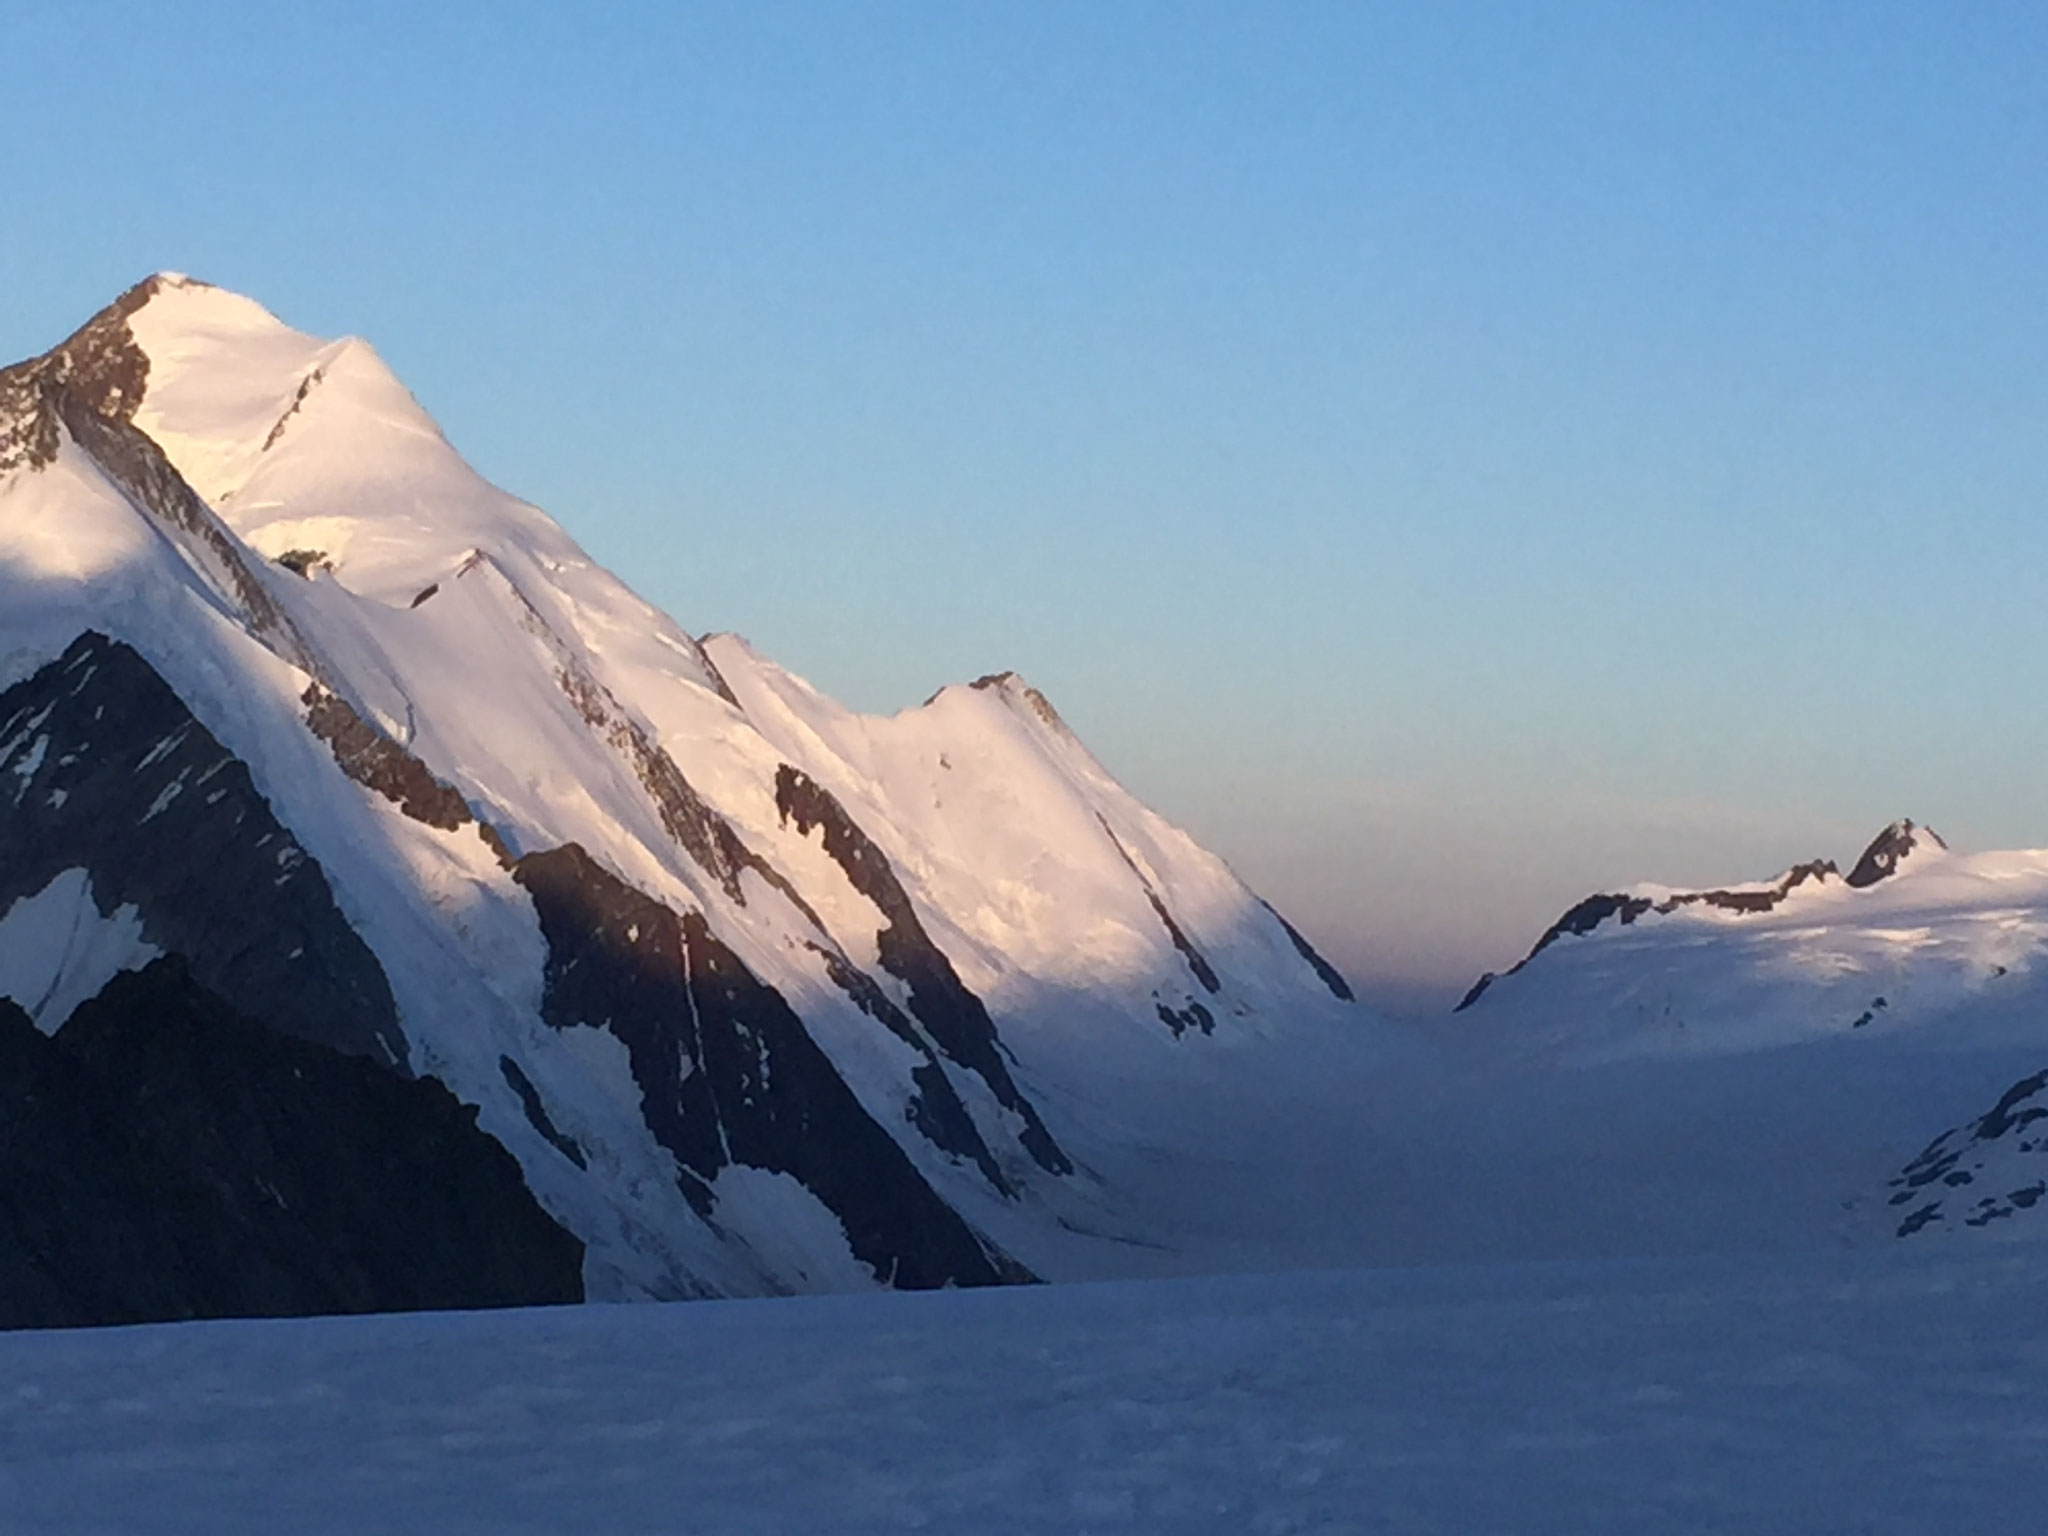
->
1425, 819, 2048, 1256
3, 1241, 2043, 1535
1453, 821, 2048, 1063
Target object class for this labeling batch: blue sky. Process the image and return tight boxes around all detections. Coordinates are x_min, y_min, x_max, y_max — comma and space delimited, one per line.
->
7, 3, 2048, 1008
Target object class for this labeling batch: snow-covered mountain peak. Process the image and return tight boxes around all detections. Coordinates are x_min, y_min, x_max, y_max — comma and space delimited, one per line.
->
2, 275, 498, 589
2, 277, 1370, 1309
133, 308, 441, 500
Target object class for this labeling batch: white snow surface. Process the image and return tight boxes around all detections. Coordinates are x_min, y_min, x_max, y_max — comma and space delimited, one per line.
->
3, 1242, 2044, 1534
1459, 837, 2048, 1066
0, 868, 159, 1032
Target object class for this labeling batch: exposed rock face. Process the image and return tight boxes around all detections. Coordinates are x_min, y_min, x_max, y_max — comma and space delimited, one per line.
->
968, 670, 1068, 732
1156, 1000, 1217, 1037
776, 765, 1071, 1175
0, 958, 583, 1331
303, 682, 474, 832
0, 274, 159, 474
499, 1054, 588, 1170
0, 633, 405, 1066
2, 283, 323, 676
1259, 900, 1355, 1002
467, 551, 758, 895
1885, 1068, 2048, 1238
1846, 819, 1945, 889
512, 843, 1029, 1289
261, 364, 324, 452
1093, 813, 1221, 1002
800, 940, 1016, 1195
54, 389, 319, 672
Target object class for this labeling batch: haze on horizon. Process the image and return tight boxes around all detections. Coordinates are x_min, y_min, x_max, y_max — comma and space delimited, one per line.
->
6, 2, 2047, 1014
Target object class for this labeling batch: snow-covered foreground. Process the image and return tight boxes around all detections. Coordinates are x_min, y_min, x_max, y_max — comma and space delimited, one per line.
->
5, 1242, 2045, 1535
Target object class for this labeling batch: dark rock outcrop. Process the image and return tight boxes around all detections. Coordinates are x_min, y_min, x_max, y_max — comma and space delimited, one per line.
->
1156, 1000, 1216, 1037
1457, 821, 1948, 1013
1258, 899, 1355, 1002
968, 670, 1070, 732
1095, 813, 1221, 1000
1846, 819, 1945, 889
303, 682, 473, 832
512, 843, 1030, 1288
776, 765, 1071, 1175
1885, 1067, 2048, 1237
0, 632, 404, 1066
0, 958, 583, 1331
0, 273, 160, 474
260, 365, 324, 452
464, 555, 752, 896
499, 1054, 588, 1170
1, 276, 324, 680
803, 941, 1014, 1195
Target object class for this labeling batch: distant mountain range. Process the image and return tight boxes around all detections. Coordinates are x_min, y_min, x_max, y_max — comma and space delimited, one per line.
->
1455, 817, 2048, 1242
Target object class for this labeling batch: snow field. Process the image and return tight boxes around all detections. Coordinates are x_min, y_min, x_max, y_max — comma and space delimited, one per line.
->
4, 1242, 2045, 1535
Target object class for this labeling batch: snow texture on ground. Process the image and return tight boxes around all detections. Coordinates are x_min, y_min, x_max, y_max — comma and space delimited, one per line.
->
3, 1242, 2044, 1535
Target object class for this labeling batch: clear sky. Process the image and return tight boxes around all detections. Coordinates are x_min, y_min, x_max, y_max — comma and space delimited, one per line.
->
7, 3, 2048, 1011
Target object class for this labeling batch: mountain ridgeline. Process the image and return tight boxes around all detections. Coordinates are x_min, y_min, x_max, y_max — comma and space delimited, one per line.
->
0, 276, 1357, 1326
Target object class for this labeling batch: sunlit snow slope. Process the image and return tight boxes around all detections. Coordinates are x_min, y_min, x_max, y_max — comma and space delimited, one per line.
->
1448, 819, 2048, 1250
0, 276, 1359, 1320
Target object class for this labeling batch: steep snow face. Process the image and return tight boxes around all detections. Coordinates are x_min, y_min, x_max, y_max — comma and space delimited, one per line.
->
705, 640, 1354, 1040
111, 275, 1353, 1046
125, 276, 735, 702
1451, 821, 2048, 1063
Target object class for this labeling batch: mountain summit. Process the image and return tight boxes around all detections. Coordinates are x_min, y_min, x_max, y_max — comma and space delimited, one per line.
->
0, 277, 1356, 1324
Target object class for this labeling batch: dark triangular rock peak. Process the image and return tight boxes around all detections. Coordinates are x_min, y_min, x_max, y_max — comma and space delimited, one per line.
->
0, 956, 581, 1330
1846, 819, 1946, 889
0, 632, 405, 1067
4, 274, 160, 418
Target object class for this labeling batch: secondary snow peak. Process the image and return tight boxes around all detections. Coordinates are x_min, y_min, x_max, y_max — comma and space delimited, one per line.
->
1845, 818, 1946, 888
